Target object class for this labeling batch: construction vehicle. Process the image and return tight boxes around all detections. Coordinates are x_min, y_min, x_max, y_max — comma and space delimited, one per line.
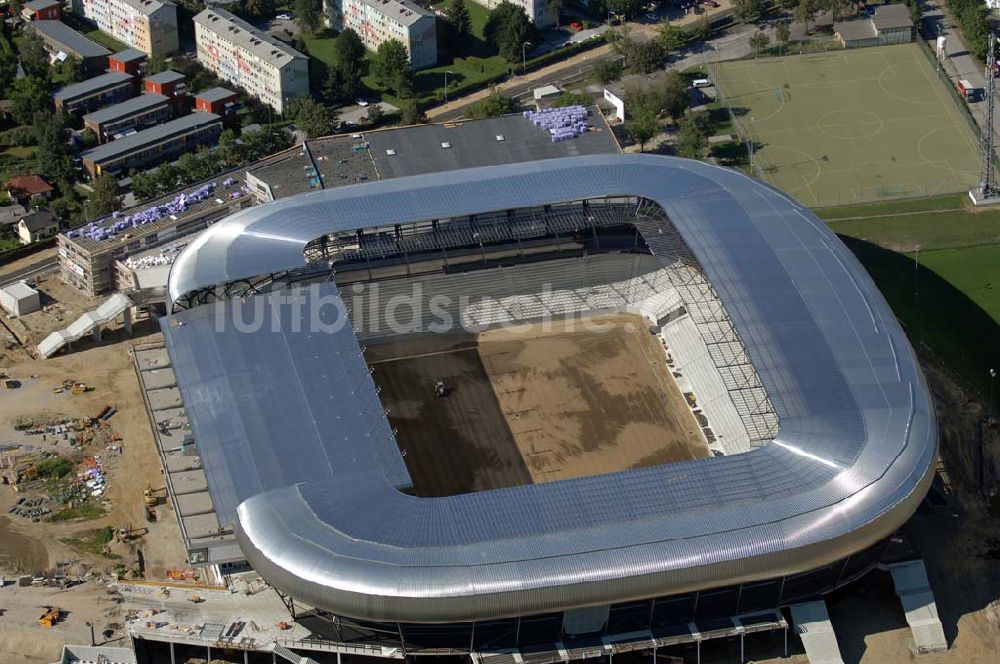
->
188, 594, 205, 604
38, 607, 61, 628
143, 482, 157, 507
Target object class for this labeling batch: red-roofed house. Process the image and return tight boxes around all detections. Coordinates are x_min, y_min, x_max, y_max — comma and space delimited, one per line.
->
6, 175, 54, 206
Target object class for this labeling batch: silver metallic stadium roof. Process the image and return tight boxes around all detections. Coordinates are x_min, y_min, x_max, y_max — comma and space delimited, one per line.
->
163, 154, 936, 623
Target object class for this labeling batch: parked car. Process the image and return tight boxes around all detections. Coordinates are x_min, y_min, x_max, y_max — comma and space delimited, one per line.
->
356, 99, 370, 108
276, 12, 292, 19
703, 0, 720, 8
569, 21, 584, 31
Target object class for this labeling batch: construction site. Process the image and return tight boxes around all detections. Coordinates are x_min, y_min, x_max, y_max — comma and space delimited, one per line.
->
368, 313, 708, 496
0, 118, 998, 664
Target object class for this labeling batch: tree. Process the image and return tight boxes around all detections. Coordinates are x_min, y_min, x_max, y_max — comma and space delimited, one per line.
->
628, 70, 687, 122
606, 0, 644, 19
466, 89, 519, 119
130, 171, 160, 200
677, 110, 708, 159
0, 51, 17, 97
241, 0, 274, 19
794, 0, 819, 34
54, 56, 83, 84
619, 37, 664, 74
19, 31, 50, 79
733, 0, 765, 23
549, 0, 564, 27
484, 1, 533, 67
824, 0, 851, 21
80, 128, 98, 148
293, 0, 323, 34
373, 39, 413, 97
626, 107, 659, 152
400, 99, 426, 125
89, 175, 121, 216
775, 20, 791, 48
448, 0, 473, 38
290, 98, 336, 137
686, 18, 712, 42
551, 91, 590, 107
367, 103, 384, 124
146, 55, 167, 75
34, 111, 74, 192
661, 70, 689, 121
749, 30, 770, 54
658, 24, 687, 53
333, 28, 367, 99
593, 58, 623, 84
11, 77, 50, 126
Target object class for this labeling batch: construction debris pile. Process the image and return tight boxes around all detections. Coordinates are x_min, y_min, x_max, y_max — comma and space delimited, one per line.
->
80, 455, 107, 499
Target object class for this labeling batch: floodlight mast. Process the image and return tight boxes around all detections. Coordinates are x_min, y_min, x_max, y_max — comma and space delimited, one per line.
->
980, 31, 997, 197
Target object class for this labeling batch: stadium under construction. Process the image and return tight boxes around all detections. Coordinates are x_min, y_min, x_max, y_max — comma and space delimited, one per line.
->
149, 153, 939, 663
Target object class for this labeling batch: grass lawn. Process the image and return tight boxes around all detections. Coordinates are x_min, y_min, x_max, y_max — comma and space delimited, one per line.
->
816, 194, 968, 220
824, 195, 1000, 409
85, 29, 129, 52
715, 44, 980, 207
0, 235, 20, 252
4, 146, 37, 159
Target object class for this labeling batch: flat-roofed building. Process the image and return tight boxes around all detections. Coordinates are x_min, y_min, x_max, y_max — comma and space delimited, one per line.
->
83, 93, 171, 142
326, 0, 437, 69
53, 71, 135, 115
81, 112, 222, 178
193, 8, 308, 113
108, 47, 147, 75
28, 20, 111, 76
194, 86, 239, 125
21, 0, 62, 21
75, 0, 179, 56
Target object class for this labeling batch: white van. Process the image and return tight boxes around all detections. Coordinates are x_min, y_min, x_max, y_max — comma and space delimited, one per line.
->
692, 78, 713, 88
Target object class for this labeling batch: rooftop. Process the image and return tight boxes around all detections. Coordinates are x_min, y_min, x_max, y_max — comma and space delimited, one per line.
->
356, 0, 434, 27
6, 175, 53, 195
145, 69, 185, 85
19, 209, 56, 232
30, 20, 111, 59
0, 280, 38, 300
82, 112, 221, 164
196, 86, 237, 103
53, 71, 133, 101
873, 3, 914, 30
116, 0, 175, 16
83, 93, 169, 125
365, 108, 620, 178
24, 0, 60, 10
110, 47, 147, 63
194, 8, 306, 67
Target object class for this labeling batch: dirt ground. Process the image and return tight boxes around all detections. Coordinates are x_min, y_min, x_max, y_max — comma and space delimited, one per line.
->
367, 314, 707, 496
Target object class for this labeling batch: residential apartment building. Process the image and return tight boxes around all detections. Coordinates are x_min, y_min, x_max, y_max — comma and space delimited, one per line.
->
193, 9, 308, 114
53, 71, 135, 115
83, 93, 172, 142
469, 0, 553, 27
81, 112, 222, 178
326, 0, 437, 69
75, 0, 179, 57
29, 20, 110, 76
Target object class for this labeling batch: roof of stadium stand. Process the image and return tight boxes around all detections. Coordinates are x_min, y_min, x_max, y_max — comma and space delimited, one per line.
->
162, 154, 936, 623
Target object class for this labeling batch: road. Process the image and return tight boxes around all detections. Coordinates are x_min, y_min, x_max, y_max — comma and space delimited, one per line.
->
923, 1, 997, 152
0, 255, 57, 288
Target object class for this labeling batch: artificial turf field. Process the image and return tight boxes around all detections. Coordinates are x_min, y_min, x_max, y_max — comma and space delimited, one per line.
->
714, 44, 981, 207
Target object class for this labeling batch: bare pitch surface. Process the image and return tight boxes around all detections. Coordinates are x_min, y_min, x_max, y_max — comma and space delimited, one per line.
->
366, 314, 709, 497
714, 44, 980, 207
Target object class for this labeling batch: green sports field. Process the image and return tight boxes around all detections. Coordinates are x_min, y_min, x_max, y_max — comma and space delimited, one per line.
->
714, 44, 981, 207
